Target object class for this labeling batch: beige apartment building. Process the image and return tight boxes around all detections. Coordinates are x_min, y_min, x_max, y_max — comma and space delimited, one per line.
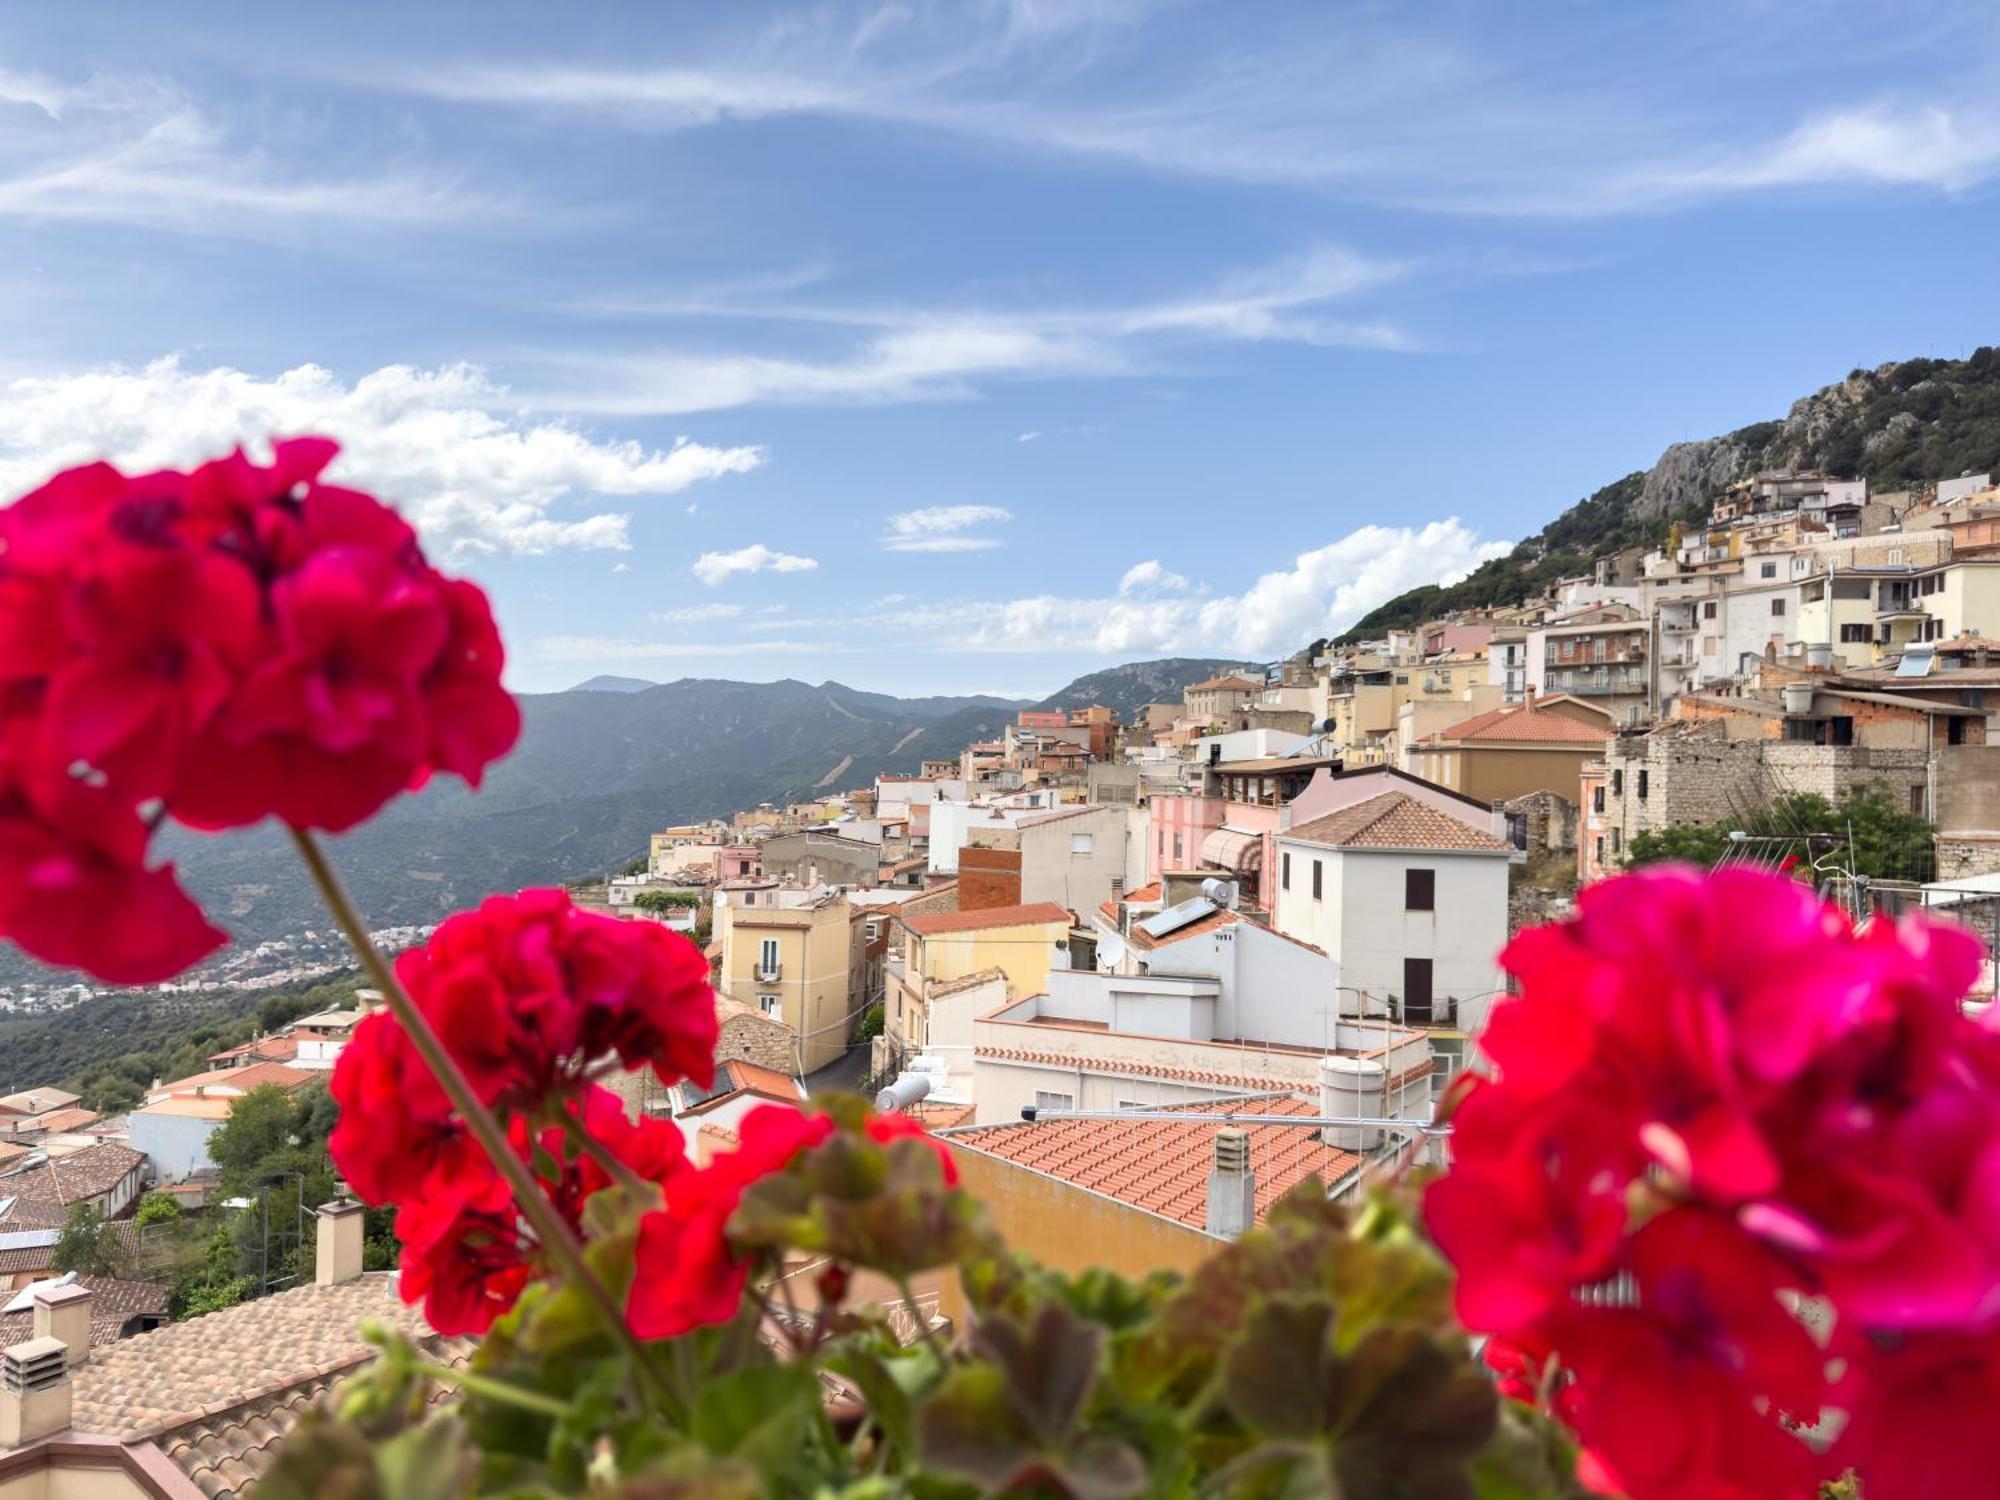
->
885, 902, 1072, 1056
715, 886, 875, 1074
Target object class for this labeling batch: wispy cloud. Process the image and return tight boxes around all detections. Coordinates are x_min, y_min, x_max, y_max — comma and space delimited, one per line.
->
692, 543, 820, 586
0, 69, 496, 234
391, 4, 2000, 216
651, 602, 747, 623
882, 503, 1013, 553
533, 246, 1409, 414
0, 358, 763, 555
536, 635, 851, 661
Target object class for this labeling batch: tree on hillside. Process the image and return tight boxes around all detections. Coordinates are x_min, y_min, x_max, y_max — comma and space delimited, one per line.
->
1625, 782, 1933, 882
52, 1202, 124, 1278
209, 1084, 304, 1192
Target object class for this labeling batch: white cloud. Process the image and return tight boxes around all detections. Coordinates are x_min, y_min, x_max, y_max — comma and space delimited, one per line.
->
882, 503, 1013, 553
1648, 102, 2000, 197
1016, 430, 1040, 443
1118, 559, 1190, 595
651, 602, 746, 623
719, 518, 1506, 656
0, 357, 764, 556
693, 543, 820, 586
611, 561, 632, 573
1193, 521, 1510, 657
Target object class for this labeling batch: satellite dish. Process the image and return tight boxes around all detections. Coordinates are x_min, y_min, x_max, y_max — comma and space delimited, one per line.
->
1099, 933, 1128, 968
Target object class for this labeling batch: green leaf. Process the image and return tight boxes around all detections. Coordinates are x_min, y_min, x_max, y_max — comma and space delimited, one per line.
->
374, 1415, 478, 1500
826, 1344, 921, 1463
1221, 1298, 1339, 1441
692, 1363, 821, 1474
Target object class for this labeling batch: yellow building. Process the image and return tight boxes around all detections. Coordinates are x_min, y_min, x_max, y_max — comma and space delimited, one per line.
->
887, 901, 1072, 1053
716, 885, 873, 1074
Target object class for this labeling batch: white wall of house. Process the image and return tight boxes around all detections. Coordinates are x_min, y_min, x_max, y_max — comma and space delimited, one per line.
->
1272, 843, 1509, 1027
926, 803, 1020, 877
926, 973, 1008, 1100
1126, 921, 1343, 1049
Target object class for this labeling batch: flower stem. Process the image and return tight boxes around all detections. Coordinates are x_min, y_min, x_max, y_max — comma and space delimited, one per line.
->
418, 1361, 574, 1420
289, 828, 667, 1392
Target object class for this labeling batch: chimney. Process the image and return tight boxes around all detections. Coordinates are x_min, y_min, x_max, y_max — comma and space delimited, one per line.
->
1320, 1055, 1388, 1151
0, 1337, 71, 1449
315, 1199, 367, 1286
1204, 1128, 1256, 1240
31, 1284, 91, 1368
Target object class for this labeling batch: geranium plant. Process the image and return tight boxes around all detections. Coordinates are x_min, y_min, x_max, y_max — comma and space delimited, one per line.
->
3, 443, 1996, 1499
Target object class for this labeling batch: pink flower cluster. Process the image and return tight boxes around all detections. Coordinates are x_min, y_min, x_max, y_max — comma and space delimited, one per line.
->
1425, 866, 2000, 1500
0, 441, 519, 982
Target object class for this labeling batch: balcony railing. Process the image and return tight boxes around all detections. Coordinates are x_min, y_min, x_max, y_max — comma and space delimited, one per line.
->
1391, 996, 1460, 1028
1544, 667, 1648, 696
755, 962, 783, 983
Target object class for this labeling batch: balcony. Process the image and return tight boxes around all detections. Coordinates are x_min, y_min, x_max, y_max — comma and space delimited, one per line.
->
755, 961, 783, 983
1544, 666, 1648, 696
1661, 619, 1697, 634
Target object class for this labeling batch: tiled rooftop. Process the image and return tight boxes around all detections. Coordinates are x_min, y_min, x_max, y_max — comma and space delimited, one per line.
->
26, 1107, 102, 1135
945, 1095, 1361, 1233
0, 1144, 146, 1229
1285, 792, 1513, 854
68, 1273, 467, 1479
152, 1061, 315, 1099
1433, 702, 1610, 745
0, 1275, 168, 1350
976, 1045, 1301, 1094
903, 901, 1072, 936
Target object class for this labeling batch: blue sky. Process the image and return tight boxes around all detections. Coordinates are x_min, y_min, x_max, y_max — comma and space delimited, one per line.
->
3, 1, 1999, 697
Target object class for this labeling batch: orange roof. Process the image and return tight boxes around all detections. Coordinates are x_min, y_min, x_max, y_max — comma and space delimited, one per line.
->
720, 1060, 804, 1101
1434, 702, 1611, 745
1186, 673, 1261, 692
1286, 792, 1513, 854
903, 901, 1072, 937
945, 1095, 1360, 1232
29, 1106, 100, 1134
976, 1046, 1301, 1094
1124, 881, 1163, 903
155, 1061, 316, 1097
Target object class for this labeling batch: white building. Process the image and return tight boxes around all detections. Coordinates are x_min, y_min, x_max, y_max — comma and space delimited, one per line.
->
1272, 790, 1512, 1057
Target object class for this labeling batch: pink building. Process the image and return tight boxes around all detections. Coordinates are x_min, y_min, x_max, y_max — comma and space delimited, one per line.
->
1149, 763, 1506, 912
1421, 621, 1494, 657
714, 843, 763, 881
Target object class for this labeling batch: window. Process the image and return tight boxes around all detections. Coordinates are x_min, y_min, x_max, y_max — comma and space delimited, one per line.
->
1281, 851, 1291, 890
759, 937, 780, 973
1950, 715, 1969, 746
1395, 674, 1409, 685
1910, 786, 1928, 817
1637, 770, 1649, 801
1312, 860, 1323, 901
1889, 549, 1904, 565
758, 995, 781, 1020
1761, 561, 1777, 579
1771, 600, 1786, 617
1070, 833, 1094, 855
1612, 770, 1623, 796
1032, 1090, 1074, 1114
1402, 958, 1434, 1024
1611, 827, 1622, 854
1592, 786, 1605, 813
1704, 600, 1718, 619
741, 892, 755, 906
1595, 836, 1605, 865
1840, 623, 1871, 643
1405, 868, 1435, 911
1172, 833, 1183, 862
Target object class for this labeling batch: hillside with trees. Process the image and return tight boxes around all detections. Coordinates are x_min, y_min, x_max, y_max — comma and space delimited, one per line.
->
1340, 347, 2000, 643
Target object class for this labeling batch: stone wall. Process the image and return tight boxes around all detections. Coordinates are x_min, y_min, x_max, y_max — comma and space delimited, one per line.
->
1501, 790, 1579, 856
1601, 727, 1932, 854
717, 1005, 799, 1074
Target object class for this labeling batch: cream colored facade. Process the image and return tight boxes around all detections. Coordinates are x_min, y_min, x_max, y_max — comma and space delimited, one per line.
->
716, 893, 869, 1073
887, 909, 1072, 1053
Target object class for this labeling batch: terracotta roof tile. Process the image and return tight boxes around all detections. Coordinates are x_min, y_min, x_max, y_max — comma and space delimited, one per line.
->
1285, 792, 1513, 854
946, 1095, 1361, 1232
154, 1061, 316, 1098
1433, 702, 1610, 745
0, 1144, 146, 1229
975, 1046, 1301, 1094
928, 966, 1009, 998
0, 1275, 168, 1350
69, 1272, 466, 1448
903, 901, 1072, 936
27, 1106, 102, 1134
